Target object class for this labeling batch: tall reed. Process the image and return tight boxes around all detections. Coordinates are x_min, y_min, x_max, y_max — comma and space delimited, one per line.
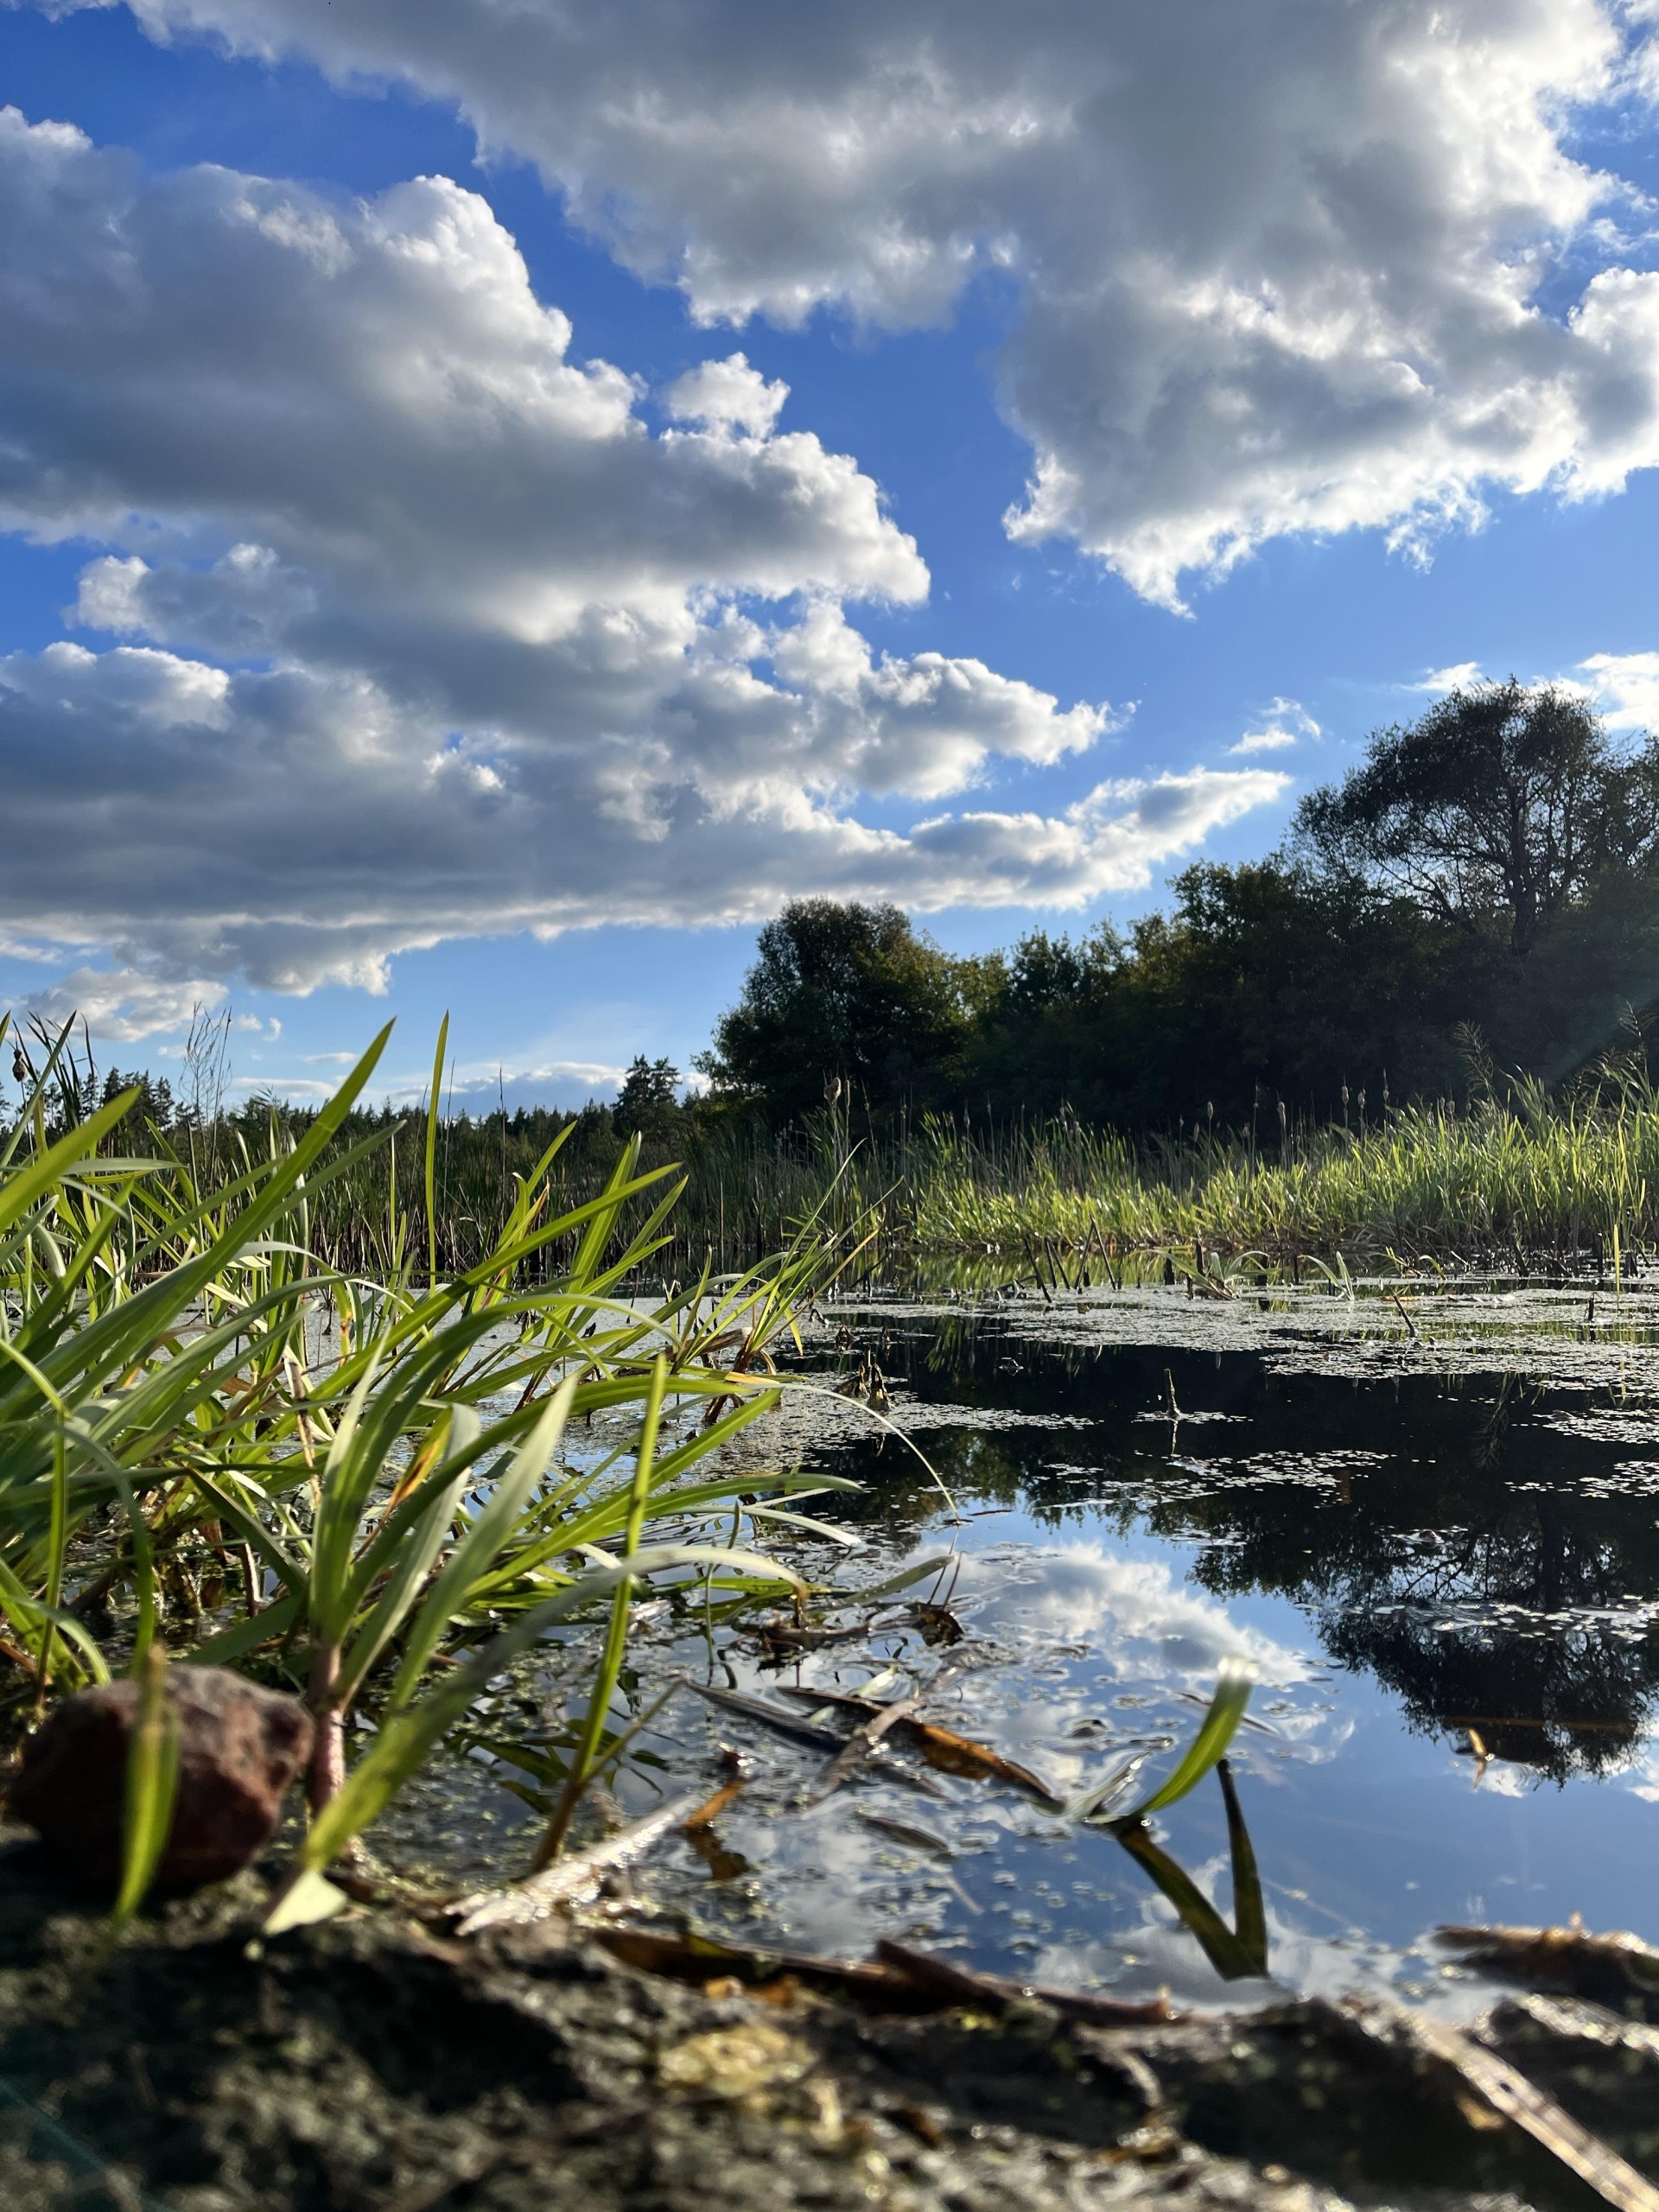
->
658, 1078, 1659, 1261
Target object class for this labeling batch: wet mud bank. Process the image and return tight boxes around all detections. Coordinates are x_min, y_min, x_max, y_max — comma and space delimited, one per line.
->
0, 1854, 1654, 2212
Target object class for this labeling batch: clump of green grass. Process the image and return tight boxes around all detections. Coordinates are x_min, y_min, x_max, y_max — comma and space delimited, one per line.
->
0, 1016, 852, 1913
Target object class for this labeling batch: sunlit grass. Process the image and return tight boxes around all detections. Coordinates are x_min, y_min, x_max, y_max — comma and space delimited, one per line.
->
751, 1077, 1659, 1260
0, 1015, 855, 1896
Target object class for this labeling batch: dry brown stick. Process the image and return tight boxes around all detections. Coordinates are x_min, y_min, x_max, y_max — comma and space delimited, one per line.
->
1362, 2005, 1659, 2212
681, 1777, 743, 1831
807, 1643, 984, 1804
598, 1922, 1183, 2024
774, 1683, 1063, 1805
1086, 1216, 1120, 1291
1020, 1236, 1054, 1306
450, 1792, 707, 1934
1422, 2014, 1659, 2212
1389, 1288, 1421, 1338
684, 1678, 949, 1796
594, 1923, 918, 2005
682, 1679, 847, 1750
1442, 1920, 1659, 1963
238, 1541, 263, 1620
874, 1937, 1179, 2026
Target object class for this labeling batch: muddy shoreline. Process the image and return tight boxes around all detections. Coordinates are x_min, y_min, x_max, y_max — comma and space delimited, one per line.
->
0, 1844, 1655, 2212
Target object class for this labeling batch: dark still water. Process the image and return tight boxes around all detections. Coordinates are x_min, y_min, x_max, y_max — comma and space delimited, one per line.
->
380, 1284, 1659, 2015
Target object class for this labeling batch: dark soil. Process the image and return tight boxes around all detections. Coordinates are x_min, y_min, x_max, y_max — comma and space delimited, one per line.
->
0, 1841, 1652, 2212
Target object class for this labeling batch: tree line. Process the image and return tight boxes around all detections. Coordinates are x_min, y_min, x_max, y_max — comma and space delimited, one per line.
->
696, 679, 1659, 1132
24, 675, 1659, 1178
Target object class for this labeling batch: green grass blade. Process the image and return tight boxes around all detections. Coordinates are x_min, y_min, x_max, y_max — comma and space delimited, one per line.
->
186, 1587, 302, 1668
531, 1357, 665, 1869
1113, 1819, 1265, 1982
379, 1384, 576, 1713
1218, 1757, 1268, 1974
111, 1643, 180, 1930
283, 1541, 797, 1893
0, 1090, 139, 1242
1111, 1659, 1256, 1823
425, 1013, 448, 1290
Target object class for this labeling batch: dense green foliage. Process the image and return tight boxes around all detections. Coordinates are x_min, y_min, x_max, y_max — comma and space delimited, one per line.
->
700, 682, 1659, 1132
695, 897, 992, 1125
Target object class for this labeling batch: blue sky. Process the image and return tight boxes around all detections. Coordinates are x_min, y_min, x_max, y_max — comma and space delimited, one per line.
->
4, 0, 1659, 1109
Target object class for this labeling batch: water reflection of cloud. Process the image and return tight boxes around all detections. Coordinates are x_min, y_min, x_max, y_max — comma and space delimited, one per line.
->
1472, 1763, 1533, 1799
1027, 1868, 1488, 2017
1613, 1742, 1659, 1802
952, 1542, 1317, 1688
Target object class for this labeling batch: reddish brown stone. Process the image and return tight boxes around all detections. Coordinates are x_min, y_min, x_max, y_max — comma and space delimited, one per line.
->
8, 1664, 313, 1890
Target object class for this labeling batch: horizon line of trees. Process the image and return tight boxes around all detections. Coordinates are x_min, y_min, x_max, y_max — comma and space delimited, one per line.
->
695, 677, 1659, 1134
15, 676, 1659, 1160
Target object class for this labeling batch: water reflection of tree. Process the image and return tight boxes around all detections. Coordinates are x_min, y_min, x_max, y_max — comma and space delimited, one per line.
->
798, 1332, 1659, 1784
1169, 1459, 1659, 1783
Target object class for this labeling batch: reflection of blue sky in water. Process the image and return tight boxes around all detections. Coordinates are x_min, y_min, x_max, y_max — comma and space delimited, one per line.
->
867, 1511, 1659, 2012
381, 1313, 1659, 2015
619, 1496, 1659, 2013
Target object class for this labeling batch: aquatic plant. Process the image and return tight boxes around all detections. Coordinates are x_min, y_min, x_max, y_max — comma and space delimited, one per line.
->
705, 1078, 1659, 1262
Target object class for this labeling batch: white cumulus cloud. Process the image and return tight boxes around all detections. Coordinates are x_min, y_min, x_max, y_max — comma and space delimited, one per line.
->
53, 0, 1659, 607
14, 967, 226, 1042
0, 108, 1290, 996
952, 1541, 1316, 1687
1230, 696, 1321, 755
1578, 650, 1659, 728
1405, 652, 1659, 729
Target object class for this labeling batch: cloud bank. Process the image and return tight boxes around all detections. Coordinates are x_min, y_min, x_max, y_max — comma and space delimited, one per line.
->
0, 106, 1281, 1030
52, 0, 1659, 607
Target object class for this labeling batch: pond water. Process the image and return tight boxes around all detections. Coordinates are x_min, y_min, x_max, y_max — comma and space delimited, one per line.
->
376, 1276, 1659, 2017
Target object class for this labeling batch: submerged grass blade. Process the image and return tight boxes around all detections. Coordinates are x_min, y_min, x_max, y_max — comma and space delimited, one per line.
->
273, 1542, 798, 1921
1114, 1818, 1266, 1982
1218, 1757, 1268, 1974
531, 1357, 666, 1871
379, 1380, 578, 1713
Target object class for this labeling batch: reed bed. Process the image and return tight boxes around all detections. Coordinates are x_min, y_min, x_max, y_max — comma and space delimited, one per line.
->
886, 1088, 1659, 1259
632, 1078, 1659, 1263
137, 1096, 857, 1278
210, 1084, 1659, 1269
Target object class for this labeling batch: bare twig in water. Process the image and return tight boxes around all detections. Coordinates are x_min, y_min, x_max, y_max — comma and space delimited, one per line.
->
450, 1792, 706, 1934
774, 1682, 1063, 1805
682, 1679, 851, 1751
681, 1777, 743, 1831
804, 1694, 921, 1803
1437, 1920, 1659, 1999
588, 1921, 1184, 2025
683, 1677, 949, 1796
874, 1938, 1178, 2025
